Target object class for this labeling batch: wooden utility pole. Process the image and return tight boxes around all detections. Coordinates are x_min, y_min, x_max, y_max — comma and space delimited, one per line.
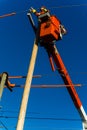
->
16, 37, 39, 130
0, 73, 7, 99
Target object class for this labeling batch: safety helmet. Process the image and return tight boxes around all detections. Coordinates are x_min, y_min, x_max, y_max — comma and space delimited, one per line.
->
40, 6, 46, 11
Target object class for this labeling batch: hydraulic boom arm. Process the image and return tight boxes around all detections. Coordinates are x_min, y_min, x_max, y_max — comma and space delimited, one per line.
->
44, 43, 87, 129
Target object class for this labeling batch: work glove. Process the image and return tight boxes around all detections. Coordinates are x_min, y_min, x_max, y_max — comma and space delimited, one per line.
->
29, 7, 36, 13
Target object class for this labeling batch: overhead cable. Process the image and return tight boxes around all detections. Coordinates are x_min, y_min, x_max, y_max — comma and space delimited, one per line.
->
14, 84, 81, 88
0, 115, 81, 121
49, 4, 87, 9
0, 120, 8, 130
0, 3, 87, 18
8, 75, 42, 79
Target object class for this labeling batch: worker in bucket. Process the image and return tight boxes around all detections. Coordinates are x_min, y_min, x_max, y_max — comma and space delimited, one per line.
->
29, 6, 67, 39
29, 6, 50, 22
29, 6, 50, 16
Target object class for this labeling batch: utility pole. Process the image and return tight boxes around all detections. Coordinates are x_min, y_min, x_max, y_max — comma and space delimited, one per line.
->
0, 73, 8, 99
16, 36, 39, 130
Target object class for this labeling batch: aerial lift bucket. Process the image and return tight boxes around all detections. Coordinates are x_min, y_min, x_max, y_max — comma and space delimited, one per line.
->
40, 15, 61, 43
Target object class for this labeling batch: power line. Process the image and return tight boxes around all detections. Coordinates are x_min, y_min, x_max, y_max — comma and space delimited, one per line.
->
0, 125, 82, 130
0, 114, 83, 130
24, 126, 82, 130
0, 110, 81, 118
0, 3, 87, 19
0, 110, 40, 115
8, 72, 87, 79
14, 84, 81, 88
4, 83, 87, 89
49, 4, 87, 9
0, 120, 8, 130
8, 75, 42, 79
0, 12, 16, 18
0, 115, 81, 122
8, 83, 87, 88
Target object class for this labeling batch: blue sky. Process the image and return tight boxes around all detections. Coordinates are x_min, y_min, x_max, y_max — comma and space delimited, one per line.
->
0, 0, 87, 129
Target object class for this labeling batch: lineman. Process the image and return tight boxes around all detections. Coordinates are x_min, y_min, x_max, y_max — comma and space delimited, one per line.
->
29, 6, 50, 16
29, 6, 50, 22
